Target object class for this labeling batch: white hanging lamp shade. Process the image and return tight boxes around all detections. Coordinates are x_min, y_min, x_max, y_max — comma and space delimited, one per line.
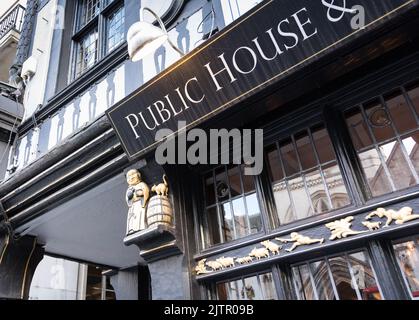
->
127, 7, 184, 62
127, 21, 168, 62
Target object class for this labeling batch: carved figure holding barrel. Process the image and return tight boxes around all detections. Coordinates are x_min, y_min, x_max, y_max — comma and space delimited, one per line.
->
126, 169, 150, 235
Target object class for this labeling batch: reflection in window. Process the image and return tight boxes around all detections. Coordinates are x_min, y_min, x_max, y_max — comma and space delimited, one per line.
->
393, 236, 419, 299
72, 0, 125, 79
202, 165, 262, 247
85, 265, 116, 300
216, 272, 277, 300
345, 85, 419, 197
78, 0, 101, 29
74, 28, 99, 78
292, 250, 382, 300
267, 125, 350, 225
107, 5, 125, 52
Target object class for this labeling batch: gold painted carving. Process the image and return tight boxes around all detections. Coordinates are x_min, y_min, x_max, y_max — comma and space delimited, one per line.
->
261, 240, 282, 255
195, 259, 211, 275
126, 169, 150, 234
275, 232, 324, 252
125, 171, 174, 235
362, 221, 381, 231
205, 260, 224, 271
235, 256, 253, 265
365, 207, 418, 227
326, 216, 367, 240
216, 257, 235, 268
151, 174, 169, 196
249, 247, 270, 260
194, 207, 419, 275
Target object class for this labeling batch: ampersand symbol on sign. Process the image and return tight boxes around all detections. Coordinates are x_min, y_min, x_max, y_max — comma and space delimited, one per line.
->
321, 0, 357, 22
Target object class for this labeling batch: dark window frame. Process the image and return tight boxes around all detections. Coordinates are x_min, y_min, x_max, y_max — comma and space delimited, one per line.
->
193, 50, 419, 300
194, 75, 419, 257
290, 248, 383, 300
210, 269, 278, 300
391, 235, 419, 300
265, 121, 352, 229
342, 81, 419, 199
69, 0, 125, 81
200, 164, 266, 250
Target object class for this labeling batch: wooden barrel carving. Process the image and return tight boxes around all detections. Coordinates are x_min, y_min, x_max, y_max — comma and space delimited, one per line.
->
147, 195, 173, 228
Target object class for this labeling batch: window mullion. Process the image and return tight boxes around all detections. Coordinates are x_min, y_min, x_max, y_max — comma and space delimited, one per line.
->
225, 166, 238, 241
324, 258, 340, 300
97, 12, 106, 61
291, 135, 316, 215
323, 107, 370, 204
277, 143, 298, 223
380, 96, 419, 184
306, 263, 320, 300
359, 104, 397, 191
213, 170, 225, 244
308, 128, 334, 209
402, 87, 419, 125
238, 165, 252, 234
345, 253, 363, 300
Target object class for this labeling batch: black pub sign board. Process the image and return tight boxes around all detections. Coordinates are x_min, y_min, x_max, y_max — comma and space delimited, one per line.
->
106, 0, 417, 160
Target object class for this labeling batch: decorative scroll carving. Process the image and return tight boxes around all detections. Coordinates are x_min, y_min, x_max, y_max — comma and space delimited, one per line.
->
362, 221, 381, 231
365, 207, 418, 227
325, 216, 366, 240
260, 240, 282, 255
275, 232, 324, 252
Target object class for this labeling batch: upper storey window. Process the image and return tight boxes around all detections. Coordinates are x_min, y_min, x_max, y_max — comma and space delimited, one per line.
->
344, 82, 419, 197
202, 164, 263, 248
71, 0, 125, 79
266, 124, 350, 225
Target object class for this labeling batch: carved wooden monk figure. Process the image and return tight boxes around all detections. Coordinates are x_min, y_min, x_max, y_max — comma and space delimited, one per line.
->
126, 169, 150, 235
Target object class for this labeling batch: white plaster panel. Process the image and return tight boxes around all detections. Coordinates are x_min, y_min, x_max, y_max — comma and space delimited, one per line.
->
219, 0, 262, 26
22, 0, 57, 120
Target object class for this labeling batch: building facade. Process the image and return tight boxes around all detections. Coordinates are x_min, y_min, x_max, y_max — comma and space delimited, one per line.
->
0, 0, 419, 300
0, 1, 25, 184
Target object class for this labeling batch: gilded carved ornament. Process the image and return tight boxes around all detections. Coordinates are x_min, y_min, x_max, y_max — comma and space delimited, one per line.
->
194, 207, 418, 274
195, 259, 211, 275
276, 232, 324, 252
365, 207, 418, 227
125, 171, 173, 236
325, 216, 367, 240
260, 240, 281, 255
362, 221, 381, 231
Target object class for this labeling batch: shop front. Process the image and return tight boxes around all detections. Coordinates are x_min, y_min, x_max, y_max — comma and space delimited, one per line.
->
105, 0, 419, 300
1, 0, 419, 300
